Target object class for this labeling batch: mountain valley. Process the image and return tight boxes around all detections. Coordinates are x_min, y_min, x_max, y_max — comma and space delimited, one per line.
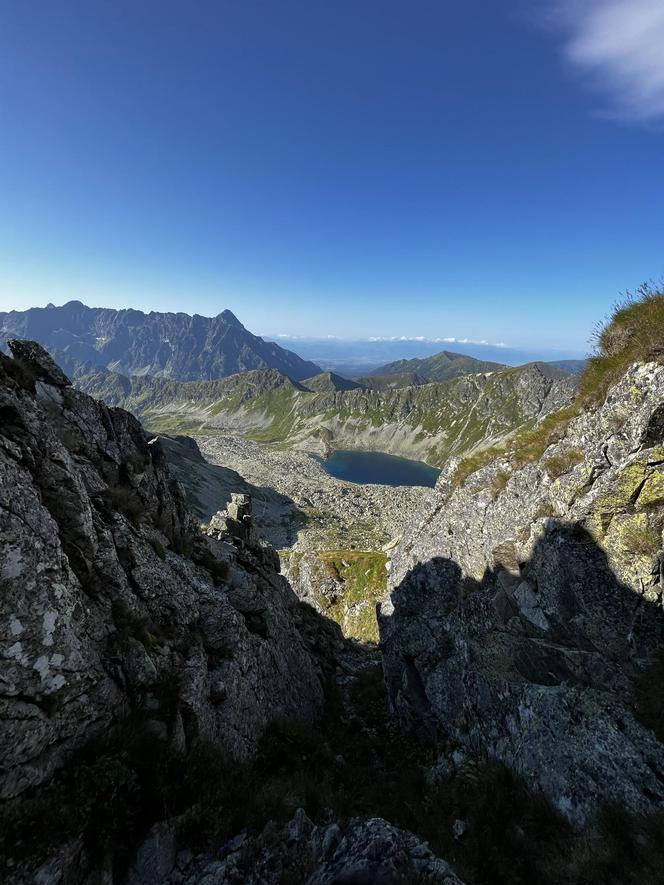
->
2, 291, 664, 885
76, 360, 577, 467
4, 4, 664, 881
67, 345, 578, 646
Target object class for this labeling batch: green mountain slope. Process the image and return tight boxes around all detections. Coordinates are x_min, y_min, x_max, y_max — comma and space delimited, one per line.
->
370, 349, 507, 381
79, 361, 577, 468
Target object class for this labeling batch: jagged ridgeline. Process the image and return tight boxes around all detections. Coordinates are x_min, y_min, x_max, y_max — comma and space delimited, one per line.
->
0, 301, 322, 381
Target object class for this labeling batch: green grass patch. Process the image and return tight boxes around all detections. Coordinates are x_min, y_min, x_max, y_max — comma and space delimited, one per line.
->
544, 448, 585, 479
317, 550, 388, 642
452, 285, 664, 490
580, 284, 664, 405
490, 468, 511, 498
619, 516, 662, 556
452, 404, 580, 487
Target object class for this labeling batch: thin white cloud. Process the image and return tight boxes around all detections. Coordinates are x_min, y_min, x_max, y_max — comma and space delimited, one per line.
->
554, 0, 664, 121
268, 333, 508, 346
367, 335, 506, 346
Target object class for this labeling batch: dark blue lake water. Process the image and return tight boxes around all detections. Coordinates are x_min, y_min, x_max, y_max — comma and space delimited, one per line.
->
323, 449, 440, 488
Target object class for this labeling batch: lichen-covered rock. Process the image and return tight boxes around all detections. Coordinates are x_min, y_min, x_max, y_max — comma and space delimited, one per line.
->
0, 342, 339, 803
380, 361, 664, 829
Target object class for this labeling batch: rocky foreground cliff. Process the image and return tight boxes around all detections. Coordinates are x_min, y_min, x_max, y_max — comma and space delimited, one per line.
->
381, 358, 664, 831
0, 340, 334, 800
0, 341, 469, 884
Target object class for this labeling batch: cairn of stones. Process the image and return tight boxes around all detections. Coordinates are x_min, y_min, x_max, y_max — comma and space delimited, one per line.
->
209, 493, 256, 548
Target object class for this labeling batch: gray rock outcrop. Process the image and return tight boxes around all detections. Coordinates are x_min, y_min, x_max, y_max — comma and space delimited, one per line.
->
0, 340, 337, 803
174, 809, 465, 884
209, 493, 258, 548
380, 361, 664, 828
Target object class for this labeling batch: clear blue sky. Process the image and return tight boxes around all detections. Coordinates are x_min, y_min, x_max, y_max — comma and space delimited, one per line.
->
0, 1, 662, 352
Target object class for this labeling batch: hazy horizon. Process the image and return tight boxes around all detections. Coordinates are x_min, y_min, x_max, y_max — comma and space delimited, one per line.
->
0, 297, 587, 369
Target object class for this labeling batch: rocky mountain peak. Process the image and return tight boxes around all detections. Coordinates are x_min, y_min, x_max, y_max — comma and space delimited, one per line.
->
0, 302, 321, 382
218, 309, 245, 328
301, 371, 363, 393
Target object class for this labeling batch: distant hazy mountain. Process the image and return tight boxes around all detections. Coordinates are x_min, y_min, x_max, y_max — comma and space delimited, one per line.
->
0, 301, 321, 381
266, 336, 587, 376
370, 349, 507, 381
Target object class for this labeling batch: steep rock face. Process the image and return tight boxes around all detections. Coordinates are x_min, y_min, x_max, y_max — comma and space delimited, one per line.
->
0, 341, 335, 802
380, 361, 664, 828
0, 302, 321, 381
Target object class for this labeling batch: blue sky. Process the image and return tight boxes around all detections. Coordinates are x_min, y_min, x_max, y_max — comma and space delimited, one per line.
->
0, 1, 663, 353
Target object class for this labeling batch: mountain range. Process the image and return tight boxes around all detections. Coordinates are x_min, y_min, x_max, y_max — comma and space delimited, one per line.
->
77, 360, 577, 467
266, 335, 587, 377
2, 289, 664, 884
0, 301, 321, 382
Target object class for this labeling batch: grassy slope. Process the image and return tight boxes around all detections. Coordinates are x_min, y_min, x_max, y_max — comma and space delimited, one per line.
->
453, 285, 664, 486
580, 285, 664, 403
369, 348, 507, 380
316, 550, 388, 642
79, 361, 572, 467
254, 362, 567, 464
